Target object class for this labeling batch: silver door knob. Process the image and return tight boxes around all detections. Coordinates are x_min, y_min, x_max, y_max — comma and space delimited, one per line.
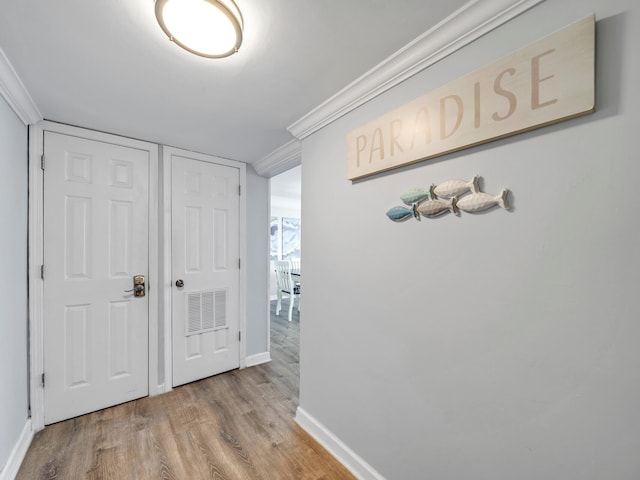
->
175, 279, 184, 288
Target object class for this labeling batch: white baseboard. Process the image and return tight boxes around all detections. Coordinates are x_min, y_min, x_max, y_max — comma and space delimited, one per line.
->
0, 419, 33, 480
245, 352, 272, 367
295, 407, 385, 480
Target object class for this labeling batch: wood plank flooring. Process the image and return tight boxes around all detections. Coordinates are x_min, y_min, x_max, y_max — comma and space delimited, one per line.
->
17, 301, 354, 479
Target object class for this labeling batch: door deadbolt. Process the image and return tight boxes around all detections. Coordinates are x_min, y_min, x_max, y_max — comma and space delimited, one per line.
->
124, 275, 146, 297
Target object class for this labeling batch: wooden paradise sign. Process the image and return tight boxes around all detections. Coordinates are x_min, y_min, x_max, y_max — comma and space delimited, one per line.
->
346, 15, 595, 180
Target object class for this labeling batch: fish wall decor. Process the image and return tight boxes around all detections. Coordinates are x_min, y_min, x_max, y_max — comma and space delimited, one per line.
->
386, 175, 509, 222
400, 187, 431, 205
386, 205, 418, 221
416, 197, 457, 217
455, 190, 508, 213
431, 176, 479, 199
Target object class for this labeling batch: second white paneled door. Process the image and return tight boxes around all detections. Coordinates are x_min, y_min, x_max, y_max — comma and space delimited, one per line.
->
171, 154, 240, 387
43, 132, 150, 424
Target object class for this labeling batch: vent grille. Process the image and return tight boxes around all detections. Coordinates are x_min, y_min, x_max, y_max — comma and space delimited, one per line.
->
202, 291, 215, 330
188, 293, 201, 333
186, 289, 227, 336
215, 290, 226, 328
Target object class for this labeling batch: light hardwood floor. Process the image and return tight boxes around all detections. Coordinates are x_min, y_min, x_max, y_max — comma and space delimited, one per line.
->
17, 302, 354, 479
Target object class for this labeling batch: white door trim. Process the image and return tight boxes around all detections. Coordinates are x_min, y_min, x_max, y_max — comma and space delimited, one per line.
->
28, 120, 160, 431
161, 146, 246, 393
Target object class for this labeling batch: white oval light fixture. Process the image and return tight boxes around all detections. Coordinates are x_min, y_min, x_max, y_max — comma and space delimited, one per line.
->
155, 0, 243, 58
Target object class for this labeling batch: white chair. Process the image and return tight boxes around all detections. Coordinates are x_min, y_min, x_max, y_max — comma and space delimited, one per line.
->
290, 258, 300, 275
274, 260, 300, 322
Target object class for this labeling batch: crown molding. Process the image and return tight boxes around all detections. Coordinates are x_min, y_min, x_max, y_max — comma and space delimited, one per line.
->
0, 48, 42, 125
287, 0, 545, 140
252, 138, 301, 178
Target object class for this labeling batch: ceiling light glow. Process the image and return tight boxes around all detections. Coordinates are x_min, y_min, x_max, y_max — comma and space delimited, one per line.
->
155, 0, 243, 58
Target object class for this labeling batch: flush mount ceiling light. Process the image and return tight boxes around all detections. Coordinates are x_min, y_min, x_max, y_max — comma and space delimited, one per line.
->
155, 0, 243, 58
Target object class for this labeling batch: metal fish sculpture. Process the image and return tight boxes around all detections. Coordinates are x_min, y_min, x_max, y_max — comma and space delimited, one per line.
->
416, 197, 457, 218
431, 175, 479, 199
455, 190, 509, 213
400, 187, 431, 205
386, 204, 418, 221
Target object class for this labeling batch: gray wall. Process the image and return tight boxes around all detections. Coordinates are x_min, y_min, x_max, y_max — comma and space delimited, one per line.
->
246, 164, 269, 356
298, 0, 640, 478
0, 96, 28, 470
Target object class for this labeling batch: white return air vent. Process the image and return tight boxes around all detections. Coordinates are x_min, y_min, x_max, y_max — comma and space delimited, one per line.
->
186, 289, 227, 336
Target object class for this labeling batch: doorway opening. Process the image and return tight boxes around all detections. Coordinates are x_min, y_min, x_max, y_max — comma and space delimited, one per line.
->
269, 166, 301, 358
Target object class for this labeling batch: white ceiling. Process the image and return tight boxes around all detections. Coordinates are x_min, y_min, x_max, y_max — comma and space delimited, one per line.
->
0, 0, 469, 164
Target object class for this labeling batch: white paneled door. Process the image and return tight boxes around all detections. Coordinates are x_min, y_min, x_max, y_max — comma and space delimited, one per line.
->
43, 132, 149, 424
171, 155, 240, 387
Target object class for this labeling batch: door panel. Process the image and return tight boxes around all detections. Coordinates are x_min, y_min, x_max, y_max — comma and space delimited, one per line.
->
172, 155, 240, 387
43, 132, 149, 424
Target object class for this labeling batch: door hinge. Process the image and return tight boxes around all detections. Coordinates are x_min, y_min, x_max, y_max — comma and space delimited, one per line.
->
238, 184, 241, 196
238, 258, 241, 269
40, 264, 45, 280
41, 373, 45, 388
238, 331, 241, 342
41, 154, 45, 170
